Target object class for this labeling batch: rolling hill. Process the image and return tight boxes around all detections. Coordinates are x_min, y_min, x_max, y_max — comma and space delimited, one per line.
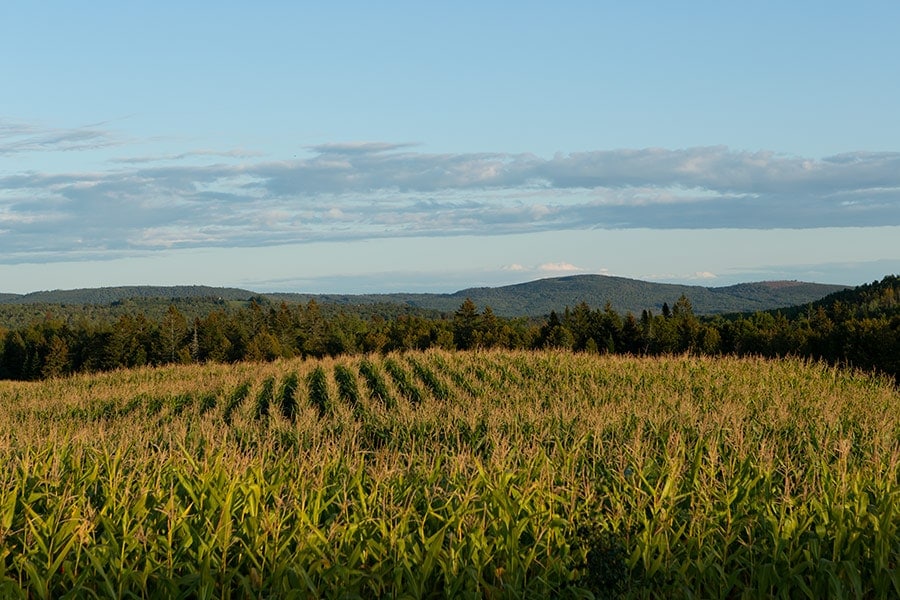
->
0, 285, 255, 305
0, 275, 848, 318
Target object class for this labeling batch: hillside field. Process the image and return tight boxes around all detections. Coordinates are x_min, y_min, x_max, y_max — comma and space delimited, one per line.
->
0, 351, 898, 598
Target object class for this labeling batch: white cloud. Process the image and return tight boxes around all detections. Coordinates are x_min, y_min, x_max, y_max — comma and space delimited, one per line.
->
2, 134, 900, 264
642, 271, 717, 282
0, 119, 120, 155
109, 148, 262, 164
308, 142, 419, 155
538, 262, 584, 272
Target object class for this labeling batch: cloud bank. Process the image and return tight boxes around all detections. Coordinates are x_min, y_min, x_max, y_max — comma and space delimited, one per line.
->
0, 120, 120, 155
2, 129, 899, 263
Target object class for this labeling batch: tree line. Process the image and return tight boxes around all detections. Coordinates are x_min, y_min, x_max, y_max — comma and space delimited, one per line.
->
1, 275, 898, 382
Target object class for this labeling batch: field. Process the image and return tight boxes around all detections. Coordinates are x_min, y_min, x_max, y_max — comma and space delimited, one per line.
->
0, 350, 898, 598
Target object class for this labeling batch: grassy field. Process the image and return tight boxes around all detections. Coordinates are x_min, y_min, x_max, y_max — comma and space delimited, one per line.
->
0, 350, 898, 598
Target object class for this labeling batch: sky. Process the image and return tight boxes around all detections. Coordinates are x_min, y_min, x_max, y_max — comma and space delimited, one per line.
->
2, 1, 899, 294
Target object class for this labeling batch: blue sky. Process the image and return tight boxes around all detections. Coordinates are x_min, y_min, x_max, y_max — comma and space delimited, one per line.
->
2, 1, 899, 294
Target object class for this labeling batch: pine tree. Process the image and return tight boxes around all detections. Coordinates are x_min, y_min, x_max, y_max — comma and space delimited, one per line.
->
161, 305, 188, 363
41, 336, 70, 379
453, 298, 479, 350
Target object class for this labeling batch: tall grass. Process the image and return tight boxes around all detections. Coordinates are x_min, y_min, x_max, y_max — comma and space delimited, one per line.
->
0, 351, 898, 598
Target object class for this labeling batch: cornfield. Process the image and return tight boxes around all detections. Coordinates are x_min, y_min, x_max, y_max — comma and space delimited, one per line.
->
0, 350, 898, 598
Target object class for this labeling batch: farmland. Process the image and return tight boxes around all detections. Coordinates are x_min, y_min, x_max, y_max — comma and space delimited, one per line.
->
1, 350, 898, 598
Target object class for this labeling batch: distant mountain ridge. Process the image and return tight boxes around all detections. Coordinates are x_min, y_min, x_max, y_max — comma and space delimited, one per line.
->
0, 286, 256, 305
0, 275, 849, 317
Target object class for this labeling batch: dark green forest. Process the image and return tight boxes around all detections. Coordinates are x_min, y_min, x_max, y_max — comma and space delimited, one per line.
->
1, 275, 897, 383
0, 276, 848, 318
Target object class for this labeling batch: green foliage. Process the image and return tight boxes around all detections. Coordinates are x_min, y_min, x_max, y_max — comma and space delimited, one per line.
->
0, 276, 849, 330
0, 351, 898, 597
197, 390, 217, 415
408, 356, 451, 401
575, 523, 628, 598
1, 275, 899, 383
307, 366, 331, 418
254, 376, 275, 420
359, 359, 394, 409
453, 298, 479, 350
278, 372, 300, 421
222, 381, 251, 424
333, 364, 360, 408
384, 358, 424, 404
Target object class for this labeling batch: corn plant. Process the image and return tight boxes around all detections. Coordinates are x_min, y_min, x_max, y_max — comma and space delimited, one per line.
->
0, 351, 897, 598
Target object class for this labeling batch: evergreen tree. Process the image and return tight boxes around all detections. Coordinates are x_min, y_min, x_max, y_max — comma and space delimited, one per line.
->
672, 295, 702, 352
477, 306, 501, 348
160, 305, 188, 363
539, 311, 574, 349
453, 298, 479, 350
299, 299, 327, 357
41, 336, 70, 379
197, 311, 232, 362
621, 313, 643, 354
0, 330, 27, 379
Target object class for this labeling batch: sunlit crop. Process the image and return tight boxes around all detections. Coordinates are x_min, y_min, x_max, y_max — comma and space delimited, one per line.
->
0, 351, 898, 598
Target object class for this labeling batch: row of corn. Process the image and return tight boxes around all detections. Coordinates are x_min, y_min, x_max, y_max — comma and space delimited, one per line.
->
0, 350, 898, 598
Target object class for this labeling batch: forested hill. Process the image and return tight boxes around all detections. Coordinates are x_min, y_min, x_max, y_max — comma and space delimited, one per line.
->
0, 286, 255, 305
456, 276, 848, 316
811, 274, 900, 316
0, 274, 897, 383
0, 276, 847, 318
267, 275, 847, 317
